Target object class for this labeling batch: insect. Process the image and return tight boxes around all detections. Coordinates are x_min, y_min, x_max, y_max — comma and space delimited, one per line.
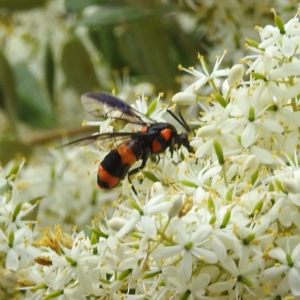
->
63, 92, 191, 194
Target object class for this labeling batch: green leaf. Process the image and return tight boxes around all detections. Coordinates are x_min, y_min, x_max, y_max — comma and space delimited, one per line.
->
65, 0, 124, 11
44, 43, 55, 103
117, 269, 132, 280
213, 139, 224, 165
0, 137, 32, 166
179, 180, 198, 188
89, 27, 127, 70
274, 14, 285, 34
142, 170, 159, 182
146, 99, 157, 117
13, 62, 56, 129
215, 93, 227, 107
61, 36, 100, 95
0, 50, 18, 130
0, 0, 47, 10
65, 0, 101, 11
117, 15, 177, 89
77, 6, 153, 27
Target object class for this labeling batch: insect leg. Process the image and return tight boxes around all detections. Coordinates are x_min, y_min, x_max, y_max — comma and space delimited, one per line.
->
128, 150, 149, 194
150, 154, 160, 164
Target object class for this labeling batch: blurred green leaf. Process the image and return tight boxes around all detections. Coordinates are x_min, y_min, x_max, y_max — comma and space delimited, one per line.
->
89, 27, 127, 70
0, 0, 47, 10
44, 43, 55, 103
0, 50, 17, 130
77, 5, 173, 27
61, 36, 100, 95
82, 7, 200, 90
13, 62, 56, 129
165, 16, 204, 67
77, 7, 151, 27
0, 137, 32, 166
117, 15, 178, 90
64, 0, 107, 11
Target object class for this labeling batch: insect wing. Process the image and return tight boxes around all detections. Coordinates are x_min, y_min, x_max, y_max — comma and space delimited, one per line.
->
60, 131, 153, 152
81, 92, 154, 125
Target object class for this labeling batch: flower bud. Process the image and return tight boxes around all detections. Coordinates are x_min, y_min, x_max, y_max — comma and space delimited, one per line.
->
213, 140, 225, 165
243, 155, 259, 175
227, 64, 244, 86
168, 195, 183, 218
108, 217, 127, 231
196, 125, 218, 138
172, 92, 197, 106
282, 179, 300, 194
274, 12, 285, 34
220, 209, 231, 228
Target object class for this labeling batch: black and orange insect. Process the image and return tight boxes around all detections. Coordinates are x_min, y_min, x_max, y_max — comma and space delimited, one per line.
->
63, 92, 191, 193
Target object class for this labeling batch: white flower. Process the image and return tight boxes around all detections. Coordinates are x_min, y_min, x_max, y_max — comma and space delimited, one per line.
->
4, 6, 300, 300
179, 51, 230, 94
209, 249, 262, 298
46, 232, 99, 293
0, 183, 38, 232
152, 220, 216, 281
263, 242, 300, 296
258, 13, 300, 53
0, 227, 40, 271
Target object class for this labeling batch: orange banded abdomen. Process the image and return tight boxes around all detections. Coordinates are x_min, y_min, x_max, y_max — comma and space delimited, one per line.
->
97, 140, 141, 189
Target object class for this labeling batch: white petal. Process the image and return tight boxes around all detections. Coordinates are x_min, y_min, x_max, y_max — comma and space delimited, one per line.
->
279, 109, 300, 126
268, 247, 287, 262
152, 245, 182, 259
116, 213, 140, 238
281, 35, 294, 57
221, 256, 238, 275
262, 265, 288, 280
6, 249, 19, 271
189, 273, 210, 291
140, 215, 157, 237
292, 243, 300, 262
179, 252, 192, 281
192, 247, 218, 264
261, 118, 283, 133
270, 61, 300, 79
279, 205, 293, 227
241, 123, 256, 148
289, 268, 300, 296
207, 237, 227, 262
150, 182, 165, 197
209, 280, 235, 293
289, 194, 300, 206
191, 224, 212, 242
250, 146, 274, 165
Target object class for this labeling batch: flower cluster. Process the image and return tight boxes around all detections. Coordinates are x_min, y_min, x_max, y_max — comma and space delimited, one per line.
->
3, 8, 300, 300
175, 0, 298, 64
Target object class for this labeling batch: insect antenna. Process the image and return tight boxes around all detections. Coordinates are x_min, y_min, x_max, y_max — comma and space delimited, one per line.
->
166, 108, 190, 133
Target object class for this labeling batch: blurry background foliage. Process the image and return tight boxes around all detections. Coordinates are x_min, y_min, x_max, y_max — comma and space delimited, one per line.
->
0, 0, 296, 164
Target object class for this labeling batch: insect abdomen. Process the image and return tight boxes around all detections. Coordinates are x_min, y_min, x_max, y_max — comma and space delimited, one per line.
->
97, 140, 141, 189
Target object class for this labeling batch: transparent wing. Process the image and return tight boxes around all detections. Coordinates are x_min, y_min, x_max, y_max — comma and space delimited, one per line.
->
59, 131, 153, 151
81, 92, 155, 125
